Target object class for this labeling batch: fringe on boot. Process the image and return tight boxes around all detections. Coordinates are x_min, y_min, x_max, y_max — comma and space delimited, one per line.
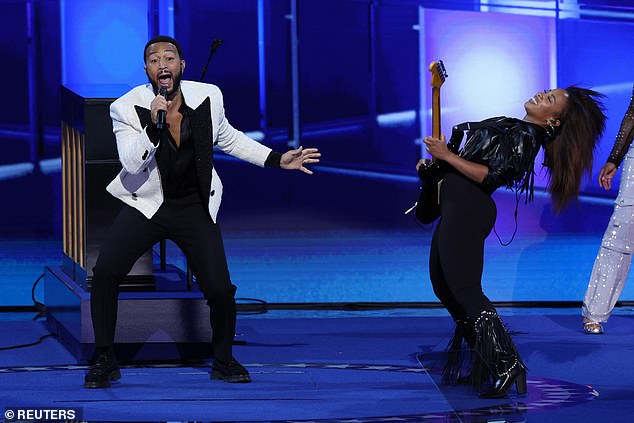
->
470, 310, 526, 392
441, 318, 471, 385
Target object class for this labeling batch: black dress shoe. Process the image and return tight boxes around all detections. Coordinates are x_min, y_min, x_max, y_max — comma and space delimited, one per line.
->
84, 351, 121, 389
211, 357, 251, 383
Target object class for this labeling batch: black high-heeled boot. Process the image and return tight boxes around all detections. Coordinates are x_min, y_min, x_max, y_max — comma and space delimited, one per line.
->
470, 310, 527, 398
478, 355, 527, 398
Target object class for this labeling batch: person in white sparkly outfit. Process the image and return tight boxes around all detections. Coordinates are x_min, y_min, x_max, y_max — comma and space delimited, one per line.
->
583, 85, 634, 334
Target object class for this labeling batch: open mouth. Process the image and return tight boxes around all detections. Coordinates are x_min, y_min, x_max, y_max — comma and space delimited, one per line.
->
158, 73, 172, 88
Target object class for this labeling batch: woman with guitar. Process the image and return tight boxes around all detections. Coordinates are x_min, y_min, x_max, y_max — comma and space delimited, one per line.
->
421, 85, 606, 398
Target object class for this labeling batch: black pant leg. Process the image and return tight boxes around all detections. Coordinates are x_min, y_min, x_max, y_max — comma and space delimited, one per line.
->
167, 200, 236, 362
429, 224, 468, 321
90, 205, 165, 347
434, 173, 497, 320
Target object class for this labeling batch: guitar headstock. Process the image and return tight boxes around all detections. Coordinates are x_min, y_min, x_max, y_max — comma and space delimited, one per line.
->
429, 60, 448, 89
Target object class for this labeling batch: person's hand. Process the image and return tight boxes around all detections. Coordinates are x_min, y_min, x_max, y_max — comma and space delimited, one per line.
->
599, 162, 617, 190
416, 158, 433, 172
423, 134, 450, 161
150, 94, 171, 125
280, 146, 321, 175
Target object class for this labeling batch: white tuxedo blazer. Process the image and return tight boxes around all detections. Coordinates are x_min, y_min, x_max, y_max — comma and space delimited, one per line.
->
106, 81, 272, 221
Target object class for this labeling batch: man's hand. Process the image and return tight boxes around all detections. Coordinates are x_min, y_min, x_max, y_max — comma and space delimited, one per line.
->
150, 94, 171, 125
599, 162, 617, 190
280, 146, 321, 175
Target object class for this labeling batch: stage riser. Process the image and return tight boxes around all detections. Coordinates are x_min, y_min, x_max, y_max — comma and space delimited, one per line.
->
44, 266, 213, 362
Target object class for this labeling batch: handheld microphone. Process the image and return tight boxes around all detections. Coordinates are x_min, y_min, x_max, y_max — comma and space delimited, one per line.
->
156, 87, 168, 130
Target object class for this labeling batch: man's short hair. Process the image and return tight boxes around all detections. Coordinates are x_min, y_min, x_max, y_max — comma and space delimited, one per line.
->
144, 36, 183, 63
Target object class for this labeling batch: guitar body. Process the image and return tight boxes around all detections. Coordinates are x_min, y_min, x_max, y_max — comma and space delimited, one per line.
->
415, 160, 446, 224
415, 60, 448, 224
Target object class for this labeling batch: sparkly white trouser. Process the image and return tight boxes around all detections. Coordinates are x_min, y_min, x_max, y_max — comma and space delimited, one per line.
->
583, 151, 634, 323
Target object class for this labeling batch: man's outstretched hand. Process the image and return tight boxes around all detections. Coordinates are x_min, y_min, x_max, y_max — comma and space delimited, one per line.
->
280, 146, 321, 175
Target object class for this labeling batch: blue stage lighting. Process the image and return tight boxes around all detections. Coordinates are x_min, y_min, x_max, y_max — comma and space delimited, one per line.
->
60, 0, 148, 86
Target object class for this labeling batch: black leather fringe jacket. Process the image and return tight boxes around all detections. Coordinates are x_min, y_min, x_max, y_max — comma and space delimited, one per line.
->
457, 116, 549, 201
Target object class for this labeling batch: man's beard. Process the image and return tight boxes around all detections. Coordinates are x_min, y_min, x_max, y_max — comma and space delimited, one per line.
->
148, 69, 183, 100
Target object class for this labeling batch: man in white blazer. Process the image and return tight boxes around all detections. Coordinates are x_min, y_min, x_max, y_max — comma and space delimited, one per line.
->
84, 36, 320, 388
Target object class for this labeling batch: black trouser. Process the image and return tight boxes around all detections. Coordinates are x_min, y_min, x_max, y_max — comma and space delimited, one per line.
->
429, 172, 497, 321
90, 195, 236, 362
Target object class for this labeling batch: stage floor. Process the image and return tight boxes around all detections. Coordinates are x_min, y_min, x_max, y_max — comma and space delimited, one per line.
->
1, 308, 633, 422
5, 225, 634, 307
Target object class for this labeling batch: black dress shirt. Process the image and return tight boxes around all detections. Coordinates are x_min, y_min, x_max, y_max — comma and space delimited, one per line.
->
157, 104, 199, 200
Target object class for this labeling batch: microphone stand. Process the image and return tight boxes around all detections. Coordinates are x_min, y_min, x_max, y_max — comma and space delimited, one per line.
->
199, 38, 224, 82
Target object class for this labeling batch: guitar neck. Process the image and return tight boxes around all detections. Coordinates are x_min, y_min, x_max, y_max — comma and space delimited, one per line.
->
431, 86, 441, 139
